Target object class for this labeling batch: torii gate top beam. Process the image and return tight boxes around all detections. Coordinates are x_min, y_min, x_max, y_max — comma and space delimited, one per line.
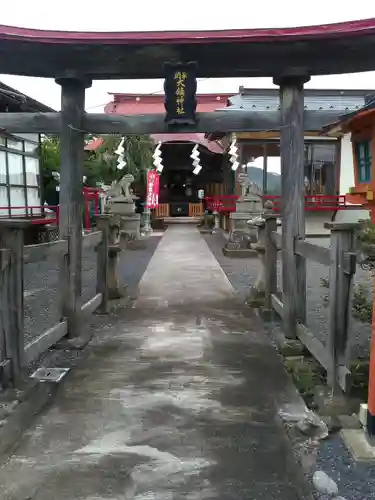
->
1, 19, 375, 79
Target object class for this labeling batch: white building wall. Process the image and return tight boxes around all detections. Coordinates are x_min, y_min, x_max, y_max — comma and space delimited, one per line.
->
335, 133, 370, 223
339, 134, 355, 195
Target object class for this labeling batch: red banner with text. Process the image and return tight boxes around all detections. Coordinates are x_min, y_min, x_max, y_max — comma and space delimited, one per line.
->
146, 170, 160, 209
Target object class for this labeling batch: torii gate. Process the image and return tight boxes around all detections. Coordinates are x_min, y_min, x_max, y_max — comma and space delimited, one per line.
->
1, 19, 375, 434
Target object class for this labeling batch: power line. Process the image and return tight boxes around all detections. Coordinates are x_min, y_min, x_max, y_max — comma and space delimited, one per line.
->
85, 102, 109, 111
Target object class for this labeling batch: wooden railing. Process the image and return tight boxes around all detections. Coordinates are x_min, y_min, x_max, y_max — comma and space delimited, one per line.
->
188, 203, 204, 217
249, 214, 358, 392
155, 204, 169, 218
0, 214, 122, 388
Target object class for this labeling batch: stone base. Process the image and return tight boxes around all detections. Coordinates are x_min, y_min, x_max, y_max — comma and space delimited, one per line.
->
236, 198, 263, 213
246, 287, 266, 307
278, 339, 306, 357
108, 283, 128, 300
141, 227, 153, 237
257, 307, 278, 322
107, 199, 136, 215
222, 228, 257, 258
313, 386, 355, 416
341, 429, 375, 462
125, 238, 148, 250
152, 218, 166, 230
222, 247, 257, 258
55, 334, 92, 350
199, 216, 214, 234
121, 214, 140, 230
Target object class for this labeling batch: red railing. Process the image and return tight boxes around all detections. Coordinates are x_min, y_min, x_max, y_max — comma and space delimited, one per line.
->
0, 205, 59, 224
0, 187, 103, 229
205, 195, 239, 213
263, 195, 349, 212
204, 194, 362, 214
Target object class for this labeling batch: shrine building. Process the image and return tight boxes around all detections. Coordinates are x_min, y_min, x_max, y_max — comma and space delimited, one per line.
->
95, 88, 374, 219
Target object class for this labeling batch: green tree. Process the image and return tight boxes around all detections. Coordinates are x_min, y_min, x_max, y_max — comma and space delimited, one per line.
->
40, 133, 154, 198
88, 134, 154, 186
40, 135, 60, 206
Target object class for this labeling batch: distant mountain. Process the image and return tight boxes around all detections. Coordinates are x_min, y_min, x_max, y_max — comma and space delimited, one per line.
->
247, 166, 281, 195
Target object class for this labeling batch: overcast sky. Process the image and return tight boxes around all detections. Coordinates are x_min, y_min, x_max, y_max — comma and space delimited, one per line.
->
1, 1, 375, 113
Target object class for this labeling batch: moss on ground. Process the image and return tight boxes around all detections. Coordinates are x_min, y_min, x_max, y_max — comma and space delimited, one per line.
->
284, 353, 370, 408
284, 356, 325, 409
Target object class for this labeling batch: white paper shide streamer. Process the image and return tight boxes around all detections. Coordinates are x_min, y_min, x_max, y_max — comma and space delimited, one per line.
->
153, 142, 163, 173
191, 144, 201, 175
115, 137, 126, 170
229, 134, 239, 171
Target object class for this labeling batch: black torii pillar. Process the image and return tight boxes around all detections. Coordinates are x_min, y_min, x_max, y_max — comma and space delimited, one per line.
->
273, 74, 310, 338
56, 77, 92, 339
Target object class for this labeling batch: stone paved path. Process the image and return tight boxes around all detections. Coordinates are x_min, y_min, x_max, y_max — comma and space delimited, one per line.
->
0, 225, 312, 500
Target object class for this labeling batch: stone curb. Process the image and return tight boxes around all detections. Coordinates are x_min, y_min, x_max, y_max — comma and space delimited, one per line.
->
222, 247, 258, 258
249, 308, 317, 499
0, 380, 59, 465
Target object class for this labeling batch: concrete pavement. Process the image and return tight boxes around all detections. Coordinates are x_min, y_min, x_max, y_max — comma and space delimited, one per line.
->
0, 225, 312, 500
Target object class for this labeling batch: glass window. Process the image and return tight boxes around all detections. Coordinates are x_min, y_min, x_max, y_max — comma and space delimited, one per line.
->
0, 186, 8, 217
8, 153, 24, 185
18, 133, 38, 143
7, 138, 23, 151
0, 135, 42, 215
26, 188, 41, 215
25, 143, 38, 154
313, 143, 336, 163
9, 187, 26, 215
25, 156, 39, 186
0, 151, 6, 184
24, 141, 38, 154
304, 142, 337, 195
355, 140, 372, 183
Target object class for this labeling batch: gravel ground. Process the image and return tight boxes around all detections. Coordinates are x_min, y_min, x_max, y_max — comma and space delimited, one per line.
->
24, 233, 162, 372
309, 435, 375, 500
24, 247, 99, 345
204, 232, 373, 360
204, 231, 375, 500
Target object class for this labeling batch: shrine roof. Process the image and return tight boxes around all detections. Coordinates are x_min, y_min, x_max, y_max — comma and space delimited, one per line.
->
2, 19, 375, 79
151, 134, 224, 154
0, 80, 54, 112
228, 88, 374, 112
109, 93, 234, 101
84, 133, 224, 155
105, 93, 232, 115
321, 96, 375, 135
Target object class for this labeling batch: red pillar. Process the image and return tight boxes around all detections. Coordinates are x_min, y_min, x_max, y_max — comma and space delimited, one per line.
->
368, 303, 375, 439
84, 194, 91, 230
94, 191, 99, 216
368, 206, 375, 439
